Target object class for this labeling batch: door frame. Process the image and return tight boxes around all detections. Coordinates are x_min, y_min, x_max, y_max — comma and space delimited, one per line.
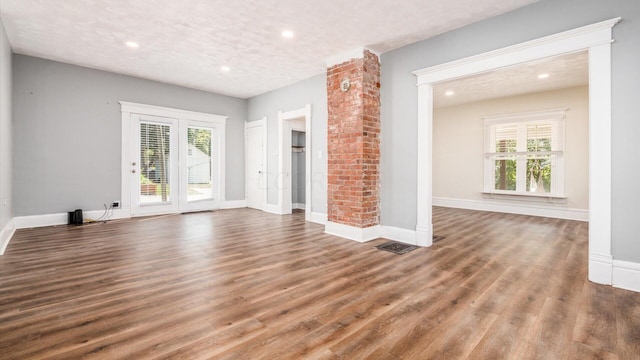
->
120, 101, 227, 217
412, 18, 621, 285
245, 117, 267, 211
277, 104, 311, 220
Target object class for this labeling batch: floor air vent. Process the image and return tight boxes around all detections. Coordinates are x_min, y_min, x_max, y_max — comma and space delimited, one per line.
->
376, 242, 419, 255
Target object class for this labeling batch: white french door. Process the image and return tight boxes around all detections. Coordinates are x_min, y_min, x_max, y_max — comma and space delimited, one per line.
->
130, 114, 179, 216
128, 113, 223, 216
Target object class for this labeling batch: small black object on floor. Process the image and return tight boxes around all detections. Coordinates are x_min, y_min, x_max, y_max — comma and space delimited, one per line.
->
376, 241, 419, 255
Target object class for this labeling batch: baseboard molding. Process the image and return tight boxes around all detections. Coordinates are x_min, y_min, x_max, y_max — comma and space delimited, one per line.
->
14, 209, 129, 229
309, 212, 327, 225
0, 218, 16, 255
433, 197, 588, 221
380, 226, 417, 246
325, 221, 381, 243
293, 203, 305, 210
221, 200, 247, 209
613, 260, 640, 293
589, 252, 613, 285
263, 203, 282, 215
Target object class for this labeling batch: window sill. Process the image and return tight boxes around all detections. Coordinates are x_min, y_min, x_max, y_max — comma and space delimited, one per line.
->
482, 191, 567, 203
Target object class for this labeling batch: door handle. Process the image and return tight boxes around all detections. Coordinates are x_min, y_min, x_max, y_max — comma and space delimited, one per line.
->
131, 169, 137, 173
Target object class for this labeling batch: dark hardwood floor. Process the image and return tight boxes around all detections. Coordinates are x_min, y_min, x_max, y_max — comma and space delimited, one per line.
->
1, 207, 639, 359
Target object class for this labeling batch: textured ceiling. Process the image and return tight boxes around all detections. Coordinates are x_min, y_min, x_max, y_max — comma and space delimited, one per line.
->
433, 51, 589, 108
0, 0, 536, 98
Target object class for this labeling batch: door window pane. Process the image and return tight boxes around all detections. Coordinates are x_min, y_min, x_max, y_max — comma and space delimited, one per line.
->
140, 123, 171, 204
187, 127, 213, 202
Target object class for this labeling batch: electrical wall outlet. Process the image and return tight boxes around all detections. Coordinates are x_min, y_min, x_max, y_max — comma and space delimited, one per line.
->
112, 201, 120, 208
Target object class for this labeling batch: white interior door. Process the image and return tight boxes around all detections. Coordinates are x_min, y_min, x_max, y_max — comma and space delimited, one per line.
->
246, 122, 265, 210
130, 114, 179, 216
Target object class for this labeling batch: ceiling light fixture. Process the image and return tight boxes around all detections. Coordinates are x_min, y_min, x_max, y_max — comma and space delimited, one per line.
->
445, 90, 455, 96
125, 41, 139, 48
221, 66, 231, 72
538, 73, 550, 79
281, 30, 294, 38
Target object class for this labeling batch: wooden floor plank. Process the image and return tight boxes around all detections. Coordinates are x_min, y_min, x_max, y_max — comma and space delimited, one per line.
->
0, 207, 639, 359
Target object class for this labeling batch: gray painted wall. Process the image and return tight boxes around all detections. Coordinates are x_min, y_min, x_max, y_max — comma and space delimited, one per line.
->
379, 0, 640, 262
12, 55, 246, 216
0, 20, 12, 233
246, 74, 327, 215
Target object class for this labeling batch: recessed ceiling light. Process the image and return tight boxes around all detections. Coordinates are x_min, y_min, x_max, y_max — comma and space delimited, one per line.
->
445, 90, 455, 96
125, 41, 139, 48
538, 73, 550, 79
281, 30, 294, 38
221, 66, 231, 72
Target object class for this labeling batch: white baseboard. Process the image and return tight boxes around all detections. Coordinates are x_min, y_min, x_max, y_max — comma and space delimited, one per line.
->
613, 260, 640, 293
0, 218, 16, 255
263, 203, 282, 215
309, 212, 327, 225
221, 200, 247, 209
14, 208, 129, 229
325, 221, 381, 242
589, 252, 613, 285
293, 203, 305, 210
433, 197, 588, 221
380, 226, 417, 245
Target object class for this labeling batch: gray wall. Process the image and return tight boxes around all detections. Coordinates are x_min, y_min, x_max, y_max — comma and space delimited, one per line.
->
0, 20, 12, 233
247, 74, 327, 215
379, 0, 640, 262
12, 55, 246, 216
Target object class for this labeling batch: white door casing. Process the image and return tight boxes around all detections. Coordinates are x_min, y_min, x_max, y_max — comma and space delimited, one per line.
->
245, 118, 267, 210
277, 105, 312, 220
412, 18, 621, 285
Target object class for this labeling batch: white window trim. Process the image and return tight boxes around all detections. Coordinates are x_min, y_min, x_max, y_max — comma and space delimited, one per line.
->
120, 101, 227, 216
413, 17, 620, 286
483, 108, 567, 198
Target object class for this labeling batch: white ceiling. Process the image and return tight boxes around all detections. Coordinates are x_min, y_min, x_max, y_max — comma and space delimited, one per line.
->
0, 0, 536, 98
433, 51, 589, 108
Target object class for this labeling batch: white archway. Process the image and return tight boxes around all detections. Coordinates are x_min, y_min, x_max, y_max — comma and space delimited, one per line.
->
413, 18, 621, 285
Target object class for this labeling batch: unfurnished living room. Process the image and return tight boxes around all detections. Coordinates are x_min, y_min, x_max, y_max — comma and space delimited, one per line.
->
0, 1, 639, 359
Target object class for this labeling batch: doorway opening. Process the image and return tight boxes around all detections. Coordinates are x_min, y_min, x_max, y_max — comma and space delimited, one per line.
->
413, 18, 620, 285
291, 130, 306, 211
277, 104, 311, 220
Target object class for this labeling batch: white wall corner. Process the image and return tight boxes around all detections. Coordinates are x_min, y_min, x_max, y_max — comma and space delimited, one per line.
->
221, 200, 247, 209
325, 221, 381, 243
309, 212, 328, 225
612, 260, 640, 293
292, 203, 306, 210
589, 252, 613, 285
0, 218, 16, 255
380, 226, 417, 246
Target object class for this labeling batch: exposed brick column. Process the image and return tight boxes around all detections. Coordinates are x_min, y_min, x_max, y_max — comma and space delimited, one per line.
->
327, 50, 380, 228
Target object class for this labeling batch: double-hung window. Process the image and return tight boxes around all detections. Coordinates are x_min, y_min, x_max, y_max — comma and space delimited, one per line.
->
483, 109, 567, 198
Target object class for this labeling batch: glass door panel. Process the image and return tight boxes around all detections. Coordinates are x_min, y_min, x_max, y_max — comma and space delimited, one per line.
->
140, 122, 172, 204
186, 127, 213, 202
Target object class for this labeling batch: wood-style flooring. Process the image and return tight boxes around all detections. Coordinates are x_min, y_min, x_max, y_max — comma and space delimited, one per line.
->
1, 207, 639, 359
